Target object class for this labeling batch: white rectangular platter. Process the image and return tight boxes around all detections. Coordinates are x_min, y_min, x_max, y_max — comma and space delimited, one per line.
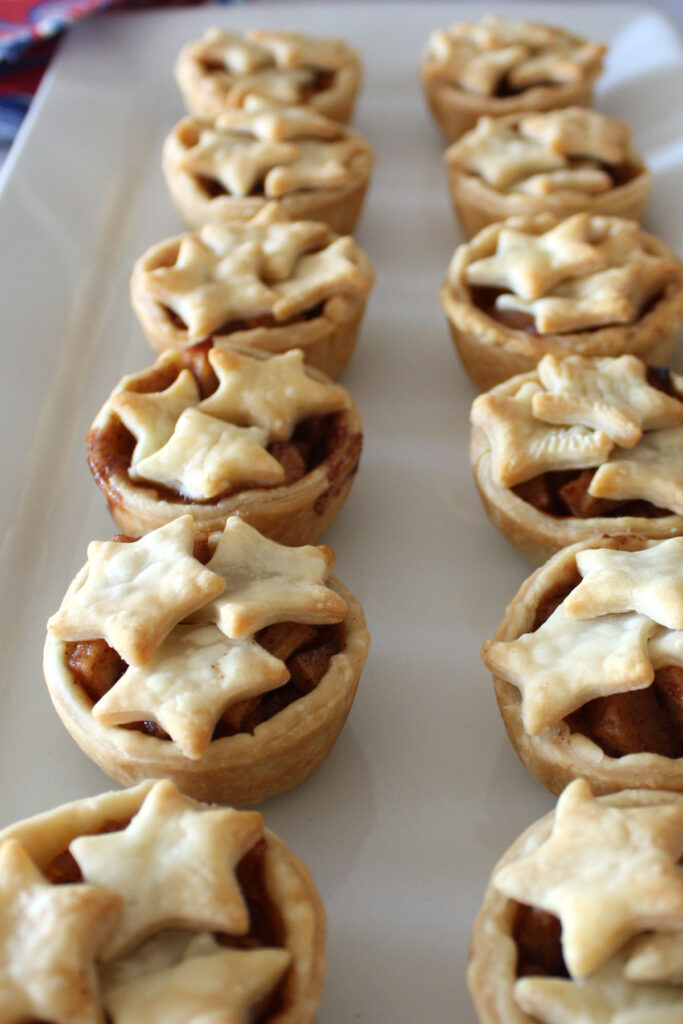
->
1, 2, 682, 1020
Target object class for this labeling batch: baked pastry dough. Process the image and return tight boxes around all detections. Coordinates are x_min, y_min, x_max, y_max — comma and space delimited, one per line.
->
44, 515, 370, 806
445, 108, 650, 237
130, 204, 374, 377
470, 354, 683, 563
162, 103, 374, 234
421, 14, 605, 142
468, 781, 683, 1024
175, 27, 361, 123
87, 343, 363, 542
0, 778, 325, 1023
442, 213, 683, 391
482, 535, 683, 796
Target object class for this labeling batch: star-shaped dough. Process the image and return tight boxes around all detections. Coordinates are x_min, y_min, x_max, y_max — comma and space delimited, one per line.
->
0, 839, 121, 1024
448, 117, 564, 189
589, 425, 683, 514
110, 369, 200, 465
625, 931, 683, 985
179, 125, 298, 197
47, 517, 226, 666
144, 233, 276, 338
496, 252, 679, 335
70, 779, 263, 961
191, 515, 347, 639
132, 408, 285, 500
247, 28, 354, 71
514, 165, 612, 197
533, 354, 683, 448
519, 108, 630, 164
649, 627, 683, 670
198, 348, 348, 441
494, 779, 683, 978
482, 604, 657, 734
465, 214, 606, 301
194, 28, 270, 76
514, 945, 683, 1024
471, 379, 613, 487
104, 946, 291, 1024
272, 235, 372, 318
565, 538, 683, 630
92, 623, 289, 759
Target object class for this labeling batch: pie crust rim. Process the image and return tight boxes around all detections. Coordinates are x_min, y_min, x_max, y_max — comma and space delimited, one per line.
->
87, 344, 363, 545
129, 226, 374, 379
43, 575, 369, 807
444, 112, 650, 238
486, 536, 683, 796
0, 779, 327, 1024
467, 786, 683, 1024
441, 213, 683, 392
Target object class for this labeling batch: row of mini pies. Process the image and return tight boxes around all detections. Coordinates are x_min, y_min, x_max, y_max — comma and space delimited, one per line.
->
4, 31, 381, 1024
420, 14, 683, 1024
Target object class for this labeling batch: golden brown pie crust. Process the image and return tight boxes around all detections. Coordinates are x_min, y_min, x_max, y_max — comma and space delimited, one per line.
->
0, 780, 327, 1023
467, 787, 683, 1024
86, 343, 363, 544
486, 536, 683, 796
162, 113, 373, 235
129, 223, 374, 379
43, 574, 369, 807
175, 28, 361, 124
420, 22, 604, 143
445, 112, 650, 238
470, 367, 683, 564
442, 214, 683, 392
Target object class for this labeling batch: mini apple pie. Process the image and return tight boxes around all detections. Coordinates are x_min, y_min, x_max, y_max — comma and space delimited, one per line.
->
445, 108, 650, 237
442, 212, 683, 391
87, 342, 362, 542
421, 14, 605, 142
162, 103, 374, 234
481, 534, 683, 795
175, 27, 361, 123
468, 779, 683, 1024
0, 778, 325, 1022
44, 515, 370, 805
471, 353, 683, 563
130, 204, 374, 378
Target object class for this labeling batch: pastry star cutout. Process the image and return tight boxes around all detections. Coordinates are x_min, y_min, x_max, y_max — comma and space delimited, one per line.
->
47, 516, 225, 666
533, 354, 683, 448
496, 245, 679, 335
144, 233, 276, 338
626, 931, 683, 985
589, 425, 683, 514
514, 946, 683, 1024
565, 538, 683, 630
199, 347, 348, 441
471, 379, 613, 488
70, 779, 263, 961
110, 368, 200, 465
465, 214, 606, 301
191, 515, 347, 638
104, 947, 291, 1024
133, 407, 285, 500
0, 839, 121, 1024
92, 623, 290, 759
181, 125, 299, 198
450, 117, 564, 189
519, 108, 630, 164
482, 604, 657, 734
494, 779, 683, 978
